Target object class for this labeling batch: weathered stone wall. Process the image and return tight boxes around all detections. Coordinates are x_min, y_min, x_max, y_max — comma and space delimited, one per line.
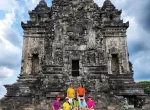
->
0, 0, 146, 110
105, 36, 130, 74
21, 37, 45, 75
21, 0, 49, 75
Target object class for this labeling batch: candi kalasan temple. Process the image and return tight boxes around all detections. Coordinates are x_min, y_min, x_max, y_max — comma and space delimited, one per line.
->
0, 0, 147, 110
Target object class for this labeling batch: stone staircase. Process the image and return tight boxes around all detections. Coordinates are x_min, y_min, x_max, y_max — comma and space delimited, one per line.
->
13, 88, 150, 110
1, 74, 148, 110
66, 76, 82, 88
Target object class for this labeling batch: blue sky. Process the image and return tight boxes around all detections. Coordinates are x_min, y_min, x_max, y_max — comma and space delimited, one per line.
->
0, 0, 150, 99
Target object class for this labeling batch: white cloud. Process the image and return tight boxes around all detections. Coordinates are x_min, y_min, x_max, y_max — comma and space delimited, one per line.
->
0, 0, 19, 12
0, 67, 14, 78
0, 11, 15, 26
0, 0, 42, 70
124, 16, 141, 42
0, 0, 41, 98
134, 51, 150, 72
0, 36, 21, 62
94, 0, 127, 7
94, 0, 105, 6
133, 50, 150, 82
24, 0, 41, 10
0, 8, 22, 69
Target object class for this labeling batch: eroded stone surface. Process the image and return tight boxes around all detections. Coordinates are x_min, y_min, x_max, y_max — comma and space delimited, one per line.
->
0, 0, 147, 110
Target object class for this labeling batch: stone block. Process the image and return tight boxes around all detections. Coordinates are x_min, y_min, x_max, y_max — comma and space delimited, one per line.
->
127, 105, 134, 109
0, 0, 146, 110
24, 108, 34, 110
107, 106, 115, 110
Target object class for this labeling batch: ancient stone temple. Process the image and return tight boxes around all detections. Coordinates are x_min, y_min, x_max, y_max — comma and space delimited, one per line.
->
0, 0, 146, 110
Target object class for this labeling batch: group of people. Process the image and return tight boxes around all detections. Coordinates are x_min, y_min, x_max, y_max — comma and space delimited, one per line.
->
52, 83, 95, 110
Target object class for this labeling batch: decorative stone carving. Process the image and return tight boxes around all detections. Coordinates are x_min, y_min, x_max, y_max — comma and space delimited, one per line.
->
86, 50, 96, 64
109, 47, 119, 54
54, 49, 63, 65
97, 51, 105, 64
0, 0, 146, 110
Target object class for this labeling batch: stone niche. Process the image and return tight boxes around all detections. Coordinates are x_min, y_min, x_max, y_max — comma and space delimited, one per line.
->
0, 0, 146, 110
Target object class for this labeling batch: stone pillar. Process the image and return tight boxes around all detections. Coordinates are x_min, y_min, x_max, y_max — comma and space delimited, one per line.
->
26, 55, 32, 75
39, 56, 42, 73
118, 54, 122, 74
108, 54, 112, 74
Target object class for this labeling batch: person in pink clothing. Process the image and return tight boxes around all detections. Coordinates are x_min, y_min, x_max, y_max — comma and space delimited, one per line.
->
86, 95, 95, 110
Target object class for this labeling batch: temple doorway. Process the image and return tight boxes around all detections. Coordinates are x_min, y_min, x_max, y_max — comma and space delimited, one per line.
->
32, 54, 39, 74
111, 54, 119, 74
72, 60, 79, 77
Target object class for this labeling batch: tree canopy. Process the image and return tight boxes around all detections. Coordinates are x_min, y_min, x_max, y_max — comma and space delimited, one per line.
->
137, 81, 150, 95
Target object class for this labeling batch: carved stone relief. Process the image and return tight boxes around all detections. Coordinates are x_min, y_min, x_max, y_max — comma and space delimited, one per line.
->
86, 50, 96, 64
87, 29, 96, 49
0, 0, 144, 110
54, 49, 63, 65
96, 29, 103, 48
98, 51, 105, 65
109, 47, 119, 54
109, 40, 118, 49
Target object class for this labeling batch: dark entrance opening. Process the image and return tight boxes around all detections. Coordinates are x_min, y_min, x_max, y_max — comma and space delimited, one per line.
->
72, 60, 79, 77
111, 54, 119, 74
32, 54, 39, 74
110, 14, 114, 20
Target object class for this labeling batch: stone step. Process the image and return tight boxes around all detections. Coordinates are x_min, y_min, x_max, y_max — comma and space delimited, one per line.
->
66, 77, 82, 89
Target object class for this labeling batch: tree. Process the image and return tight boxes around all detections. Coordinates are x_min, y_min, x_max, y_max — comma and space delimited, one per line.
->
137, 81, 150, 95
